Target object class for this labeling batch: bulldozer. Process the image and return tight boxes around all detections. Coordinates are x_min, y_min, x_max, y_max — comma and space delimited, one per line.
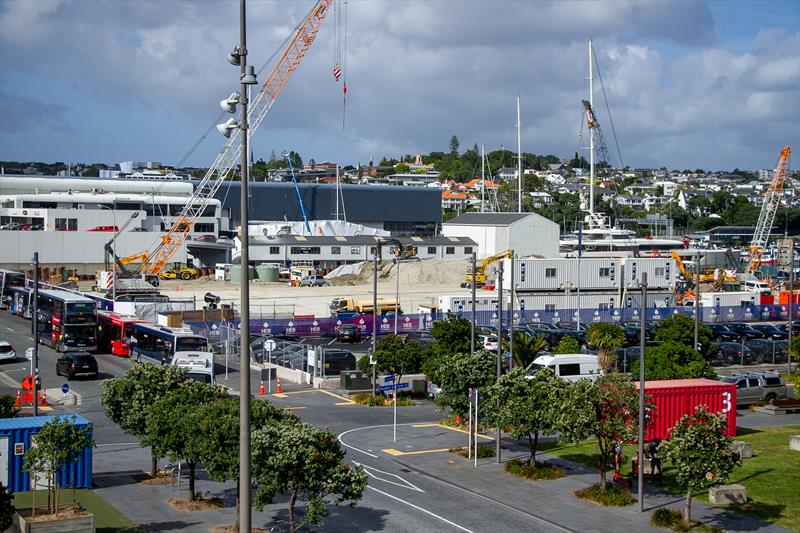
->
159, 263, 199, 281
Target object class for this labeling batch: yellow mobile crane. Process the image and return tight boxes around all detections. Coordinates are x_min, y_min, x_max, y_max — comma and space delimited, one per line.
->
463, 249, 513, 288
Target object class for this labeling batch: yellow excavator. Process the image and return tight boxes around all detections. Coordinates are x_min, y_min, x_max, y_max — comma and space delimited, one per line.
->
671, 251, 716, 284
463, 249, 513, 288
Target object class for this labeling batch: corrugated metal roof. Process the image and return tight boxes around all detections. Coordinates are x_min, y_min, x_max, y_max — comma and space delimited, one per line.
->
0, 414, 90, 430
444, 212, 531, 226
637, 378, 725, 389
250, 235, 476, 246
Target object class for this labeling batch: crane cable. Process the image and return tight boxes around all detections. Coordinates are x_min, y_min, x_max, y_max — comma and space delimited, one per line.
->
592, 49, 624, 170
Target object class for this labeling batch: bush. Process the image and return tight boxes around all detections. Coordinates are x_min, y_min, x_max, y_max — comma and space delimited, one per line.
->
650, 507, 723, 532
504, 458, 564, 480
353, 393, 385, 407
574, 483, 636, 507
449, 445, 495, 459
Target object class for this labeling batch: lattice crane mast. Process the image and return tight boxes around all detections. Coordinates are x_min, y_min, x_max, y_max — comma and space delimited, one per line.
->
748, 146, 792, 273
142, 0, 333, 276
582, 99, 614, 175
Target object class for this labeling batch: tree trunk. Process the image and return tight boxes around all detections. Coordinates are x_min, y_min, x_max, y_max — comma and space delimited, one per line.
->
527, 434, 534, 466
598, 450, 607, 490
188, 462, 196, 501
151, 451, 158, 478
55, 471, 60, 517
532, 431, 539, 465
31, 478, 36, 517
288, 486, 299, 533
235, 481, 240, 532
683, 488, 693, 527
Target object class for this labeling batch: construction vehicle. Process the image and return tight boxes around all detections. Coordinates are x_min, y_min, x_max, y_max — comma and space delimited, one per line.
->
330, 298, 401, 316
158, 264, 199, 281
463, 249, 513, 288
747, 146, 792, 273
671, 251, 716, 285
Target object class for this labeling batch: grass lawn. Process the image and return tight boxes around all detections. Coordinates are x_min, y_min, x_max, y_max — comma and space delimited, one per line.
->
542, 425, 800, 532
12, 489, 143, 532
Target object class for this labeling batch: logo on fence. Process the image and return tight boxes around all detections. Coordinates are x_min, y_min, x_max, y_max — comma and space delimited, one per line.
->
402, 316, 412, 330
209, 324, 220, 337
311, 320, 320, 334
285, 321, 296, 335
358, 318, 367, 331
380, 317, 390, 331
261, 322, 271, 335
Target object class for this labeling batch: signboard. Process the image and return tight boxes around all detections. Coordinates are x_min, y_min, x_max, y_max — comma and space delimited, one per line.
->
14, 443, 24, 456
378, 382, 409, 393
777, 239, 794, 269
61, 383, 70, 395
21, 375, 34, 392
264, 339, 277, 352
383, 374, 396, 383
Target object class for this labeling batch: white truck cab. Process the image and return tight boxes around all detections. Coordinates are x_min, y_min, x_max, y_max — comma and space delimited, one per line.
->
526, 353, 601, 382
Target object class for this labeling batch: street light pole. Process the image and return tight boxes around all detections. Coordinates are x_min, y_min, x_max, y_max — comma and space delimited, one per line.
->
372, 245, 378, 396
32, 252, 39, 417
394, 257, 400, 335
496, 259, 503, 463
471, 253, 477, 357
638, 272, 647, 512
694, 250, 701, 351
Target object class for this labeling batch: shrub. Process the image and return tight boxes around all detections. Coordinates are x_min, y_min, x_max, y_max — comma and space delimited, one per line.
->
574, 483, 636, 507
448, 445, 495, 459
353, 393, 385, 407
504, 458, 564, 480
651, 508, 683, 529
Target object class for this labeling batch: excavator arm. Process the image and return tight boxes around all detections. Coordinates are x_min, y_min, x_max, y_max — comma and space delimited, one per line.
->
464, 249, 513, 286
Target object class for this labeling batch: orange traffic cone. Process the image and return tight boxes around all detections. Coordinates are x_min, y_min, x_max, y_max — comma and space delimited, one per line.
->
276, 377, 283, 394
259, 381, 265, 395
14, 390, 20, 407
455, 415, 462, 425
40, 389, 47, 406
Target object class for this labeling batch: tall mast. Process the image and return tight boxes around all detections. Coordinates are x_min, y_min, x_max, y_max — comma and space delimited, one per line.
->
517, 95, 522, 213
589, 39, 595, 217
481, 144, 485, 213
335, 164, 340, 221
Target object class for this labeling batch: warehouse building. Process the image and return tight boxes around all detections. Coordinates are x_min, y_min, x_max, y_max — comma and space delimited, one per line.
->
442, 212, 560, 259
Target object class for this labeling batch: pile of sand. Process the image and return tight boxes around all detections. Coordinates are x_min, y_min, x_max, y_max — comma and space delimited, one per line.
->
327, 259, 468, 287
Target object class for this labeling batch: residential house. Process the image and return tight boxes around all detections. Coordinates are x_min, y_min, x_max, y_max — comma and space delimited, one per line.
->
442, 190, 469, 210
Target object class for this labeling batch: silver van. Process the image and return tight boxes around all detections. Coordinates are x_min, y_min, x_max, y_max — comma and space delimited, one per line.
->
526, 354, 601, 382
720, 371, 787, 404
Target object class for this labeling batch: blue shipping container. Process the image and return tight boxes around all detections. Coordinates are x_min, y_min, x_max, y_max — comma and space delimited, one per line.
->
0, 415, 93, 493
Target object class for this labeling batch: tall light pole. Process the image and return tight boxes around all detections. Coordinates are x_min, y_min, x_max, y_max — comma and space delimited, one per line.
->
32, 253, 39, 417
99, 205, 117, 302
394, 257, 400, 334
638, 273, 647, 512
496, 260, 503, 463
694, 250, 701, 351
372, 245, 379, 396
470, 253, 477, 356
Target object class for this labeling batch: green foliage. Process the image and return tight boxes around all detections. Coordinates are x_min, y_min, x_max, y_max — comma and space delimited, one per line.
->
586, 322, 625, 371
0, 483, 14, 530
353, 393, 385, 406
661, 405, 741, 526
358, 334, 424, 383
654, 315, 717, 361
430, 314, 473, 355
574, 483, 636, 506
449, 135, 460, 156
651, 508, 684, 529
484, 368, 568, 464
0, 396, 18, 419
504, 458, 565, 480
638, 342, 717, 381
553, 336, 581, 355
512, 332, 547, 368
449, 445, 495, 459
251, 421, 368, 533
789, 335, 800, 363
432, 350, 497, 417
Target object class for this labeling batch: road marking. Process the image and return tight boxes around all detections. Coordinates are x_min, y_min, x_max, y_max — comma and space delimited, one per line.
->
412, 423, 494, 440
351, 460, 425, 492
382, 447, 452, 456
367, 486, 473, 533
338, 422, 437, 459
316, 389, 356, 404
19, 405, 53, 412
28, 337, 34, 341
327, 338, 336, 345
272, 393, 288, 398
5, 327, 13, 332
283, 406, 306, 411
272, 388, 356, 405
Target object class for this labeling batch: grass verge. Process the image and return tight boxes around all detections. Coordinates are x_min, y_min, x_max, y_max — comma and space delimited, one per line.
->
448, 445, 496, 459
574, 483, 636, 506
505, 458, 565, 481
353, 393, 414, 407
12, 489, 142, 532
545, 425, 800, 530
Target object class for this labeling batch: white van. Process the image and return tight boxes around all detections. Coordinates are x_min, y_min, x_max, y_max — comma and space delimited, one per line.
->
525, 353, 601, 382
741, 279, 771, 295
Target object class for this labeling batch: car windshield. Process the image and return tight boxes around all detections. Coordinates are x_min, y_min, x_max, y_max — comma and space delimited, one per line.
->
526, 362, 547, 373
721, 377, 736, 383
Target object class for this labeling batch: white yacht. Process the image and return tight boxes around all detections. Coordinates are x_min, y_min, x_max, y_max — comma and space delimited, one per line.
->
560, 212, 686, 256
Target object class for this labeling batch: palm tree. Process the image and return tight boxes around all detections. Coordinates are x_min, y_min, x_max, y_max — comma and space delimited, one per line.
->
511, 332, 547, 369
586, 323, 625, 371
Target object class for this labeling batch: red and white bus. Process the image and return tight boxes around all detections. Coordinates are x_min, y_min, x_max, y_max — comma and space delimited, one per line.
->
36, 288, 97, 352
97, 310, 143, 356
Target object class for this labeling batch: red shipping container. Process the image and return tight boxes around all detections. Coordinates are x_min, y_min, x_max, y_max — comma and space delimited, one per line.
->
778, 291, 800, 305
760, 294, 774, 305
636, 378, 736, 441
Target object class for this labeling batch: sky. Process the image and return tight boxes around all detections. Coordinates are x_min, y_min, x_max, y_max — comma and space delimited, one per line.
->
0, 0, 798, 172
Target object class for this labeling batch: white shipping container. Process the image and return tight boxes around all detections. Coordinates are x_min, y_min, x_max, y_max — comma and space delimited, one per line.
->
438, 293, 504, 314
505, 258, 620, 291
516, 292, 618, 312
699, 291, 757, 308
622, 257, 676, 290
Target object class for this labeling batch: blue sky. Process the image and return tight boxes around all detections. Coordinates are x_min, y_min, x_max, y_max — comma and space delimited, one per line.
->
0, 0, 798, 171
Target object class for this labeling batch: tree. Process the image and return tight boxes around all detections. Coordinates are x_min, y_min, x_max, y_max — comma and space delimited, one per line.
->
356, 334, 424, 384
567, 374, 646, 490
654, 315, 717, 361
394, 162, 410, 173
101, 364, 188, 476
661, 405, 741, 526
251, 421, 368, 533
553, 336, 581, 355
0, 483, 13, 530
431, 349, 497, 417
23, 417, 94, 516
485, 368, 568, 464
637, 342, 716, 381
449, 135, 460, 156
586, 323, 625, 371
287, 150, 303, 169
430, 314, 473, 356
511, 332, 546, 368
0, 396, 18, 419
147, 381, 229, 500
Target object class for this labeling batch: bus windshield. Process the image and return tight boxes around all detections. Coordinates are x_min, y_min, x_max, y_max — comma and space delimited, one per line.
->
176, 336, 209, 352
63, 325, 97, 344
65, 302, 96, 323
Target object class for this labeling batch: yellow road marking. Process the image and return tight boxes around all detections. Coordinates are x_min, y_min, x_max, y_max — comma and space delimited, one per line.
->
335, 402, 354, 406
271, 389, 356, 404
412, 423, 493, 440
316, 389, 356, 404
283, 406, 306, 411
382, 447, 453, 456
272, 393, 289, 398
19, 406, 53, 412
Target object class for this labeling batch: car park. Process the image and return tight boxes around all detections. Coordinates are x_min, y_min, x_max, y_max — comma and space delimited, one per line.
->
55, 351, 98, 380
0, 340, 16, 363
744, 339, 789, 364
621, 320, 656, 341
555, 321, 587, 332
720, 372, 787, 404
336, 324, 362, 342
299, 274, 327, 287
713, 342, 756, 366
707, 323, 739, 342
725, 323, 767, 339
749, 323, 789, 340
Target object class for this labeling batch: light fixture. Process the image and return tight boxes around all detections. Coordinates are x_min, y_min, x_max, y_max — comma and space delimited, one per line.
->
219, 92, 241, 113
216, 117, 239, 138
227, 46, 241, 66
241, 65, 258, 85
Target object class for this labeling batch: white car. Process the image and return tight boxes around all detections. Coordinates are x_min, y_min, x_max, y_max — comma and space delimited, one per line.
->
0, 341, 16, 363
479, 334, 499, 351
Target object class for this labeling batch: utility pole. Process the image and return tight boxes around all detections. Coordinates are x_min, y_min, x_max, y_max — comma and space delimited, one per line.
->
32, 253, 39, 417
496, 260, 503, 463
509, 254, 515, 366
638, 273, 647, 512
470, 253, 476, 357
694, 250, 701, 351
372, 245, 378, 396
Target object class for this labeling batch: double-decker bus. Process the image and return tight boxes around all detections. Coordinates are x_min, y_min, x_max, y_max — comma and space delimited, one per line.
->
9, 286, 32, 318
96, 310, 143, 356
0, 269, 25, 309
36, 289, 98, 352
129, 323, 215, 384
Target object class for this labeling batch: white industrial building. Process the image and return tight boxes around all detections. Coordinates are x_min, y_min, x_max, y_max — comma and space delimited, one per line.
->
442, 212, 559, 259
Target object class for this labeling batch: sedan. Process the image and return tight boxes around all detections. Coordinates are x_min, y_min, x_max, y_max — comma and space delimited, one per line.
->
56, 352, 98, 380
750, 324, 789, 340
714, 342, 756, 366
707, 324, 739, 342
725, 323, 766, 340
745, 339, 789, 364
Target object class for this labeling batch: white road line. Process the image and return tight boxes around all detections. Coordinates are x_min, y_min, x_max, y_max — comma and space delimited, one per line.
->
95, 442, 141, 447
367, 486, 473, 533
27, 337, 34, 341
338, 421, 436, 459
6, 327, 13, 332
352, 460, 425, 493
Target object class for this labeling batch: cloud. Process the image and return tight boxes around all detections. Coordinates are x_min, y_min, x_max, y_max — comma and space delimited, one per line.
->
0, 89, 72, 133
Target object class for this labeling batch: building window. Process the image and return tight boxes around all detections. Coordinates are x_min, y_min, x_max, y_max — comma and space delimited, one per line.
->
655, 267, 665, 276
445, 246, 455, 255
427, 246, 436, 254
599, 267, 610, 277
55, 218, 67, 230
269, 246, 280, 255
464, 246, 473, 254
545, 268, 556, 278
369, 246, 377, 256
350, 246, 360, 255
69, 218, 77, 230
194, 223, 215, 232
545, 304, 556, 312
290, 246, 321, 255
598, 303, 609, 310
331, 246, 341, 255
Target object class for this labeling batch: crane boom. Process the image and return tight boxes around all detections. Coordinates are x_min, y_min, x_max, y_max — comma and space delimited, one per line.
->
582, 99, 614, 174
143, 0, 333, 275
748, 146, 792, 273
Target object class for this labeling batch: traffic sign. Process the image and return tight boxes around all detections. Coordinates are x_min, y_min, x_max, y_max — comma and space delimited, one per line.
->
21, 375, 34, 391
383, 374, 396, 383
61, 383, 70, 395
264, 339, 277, 352
378, 382, 409, 393
25, 348, 33, 361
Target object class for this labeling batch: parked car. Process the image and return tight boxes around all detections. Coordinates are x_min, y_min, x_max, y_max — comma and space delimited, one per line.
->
0, 340, 16, 363
707, 323, 739, 342
720, 372, 787, 404
55, 351, 98, 380
621, 325, 641, 347
749, 323, 788, 340
336, 324, 362, 343
555, 321, 587, 332
526, 353, 601, 382
401, 330, 436, 347
744, 339, 789, 364
87, 225, 119, 232
713, 342, 756, 366
194, 234, 217, 242
299, 274, 327, 287
28, 224, 43, 231
621, 320, 656, 341
741, 279, 772, 295
0, 222, 20, 230
725, 323, 767, 340
479, 334, 499, 351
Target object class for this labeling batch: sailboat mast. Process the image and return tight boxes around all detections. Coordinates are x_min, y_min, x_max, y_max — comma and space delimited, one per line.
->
481, 144, 485, 213
517, 96, 522, 213
588, 39, 595, 217
335, 164, 340, 221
